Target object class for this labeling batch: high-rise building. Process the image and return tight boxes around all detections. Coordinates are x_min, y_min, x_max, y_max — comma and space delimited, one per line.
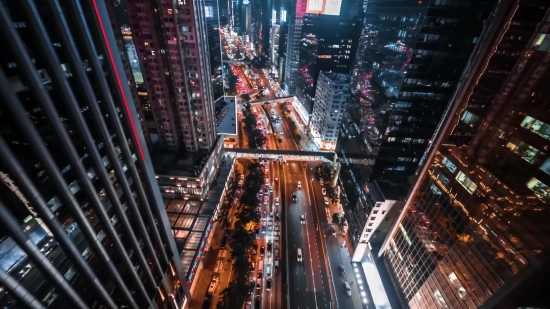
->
204, 0, 224, 100
378, 2, 550, 308
344, 0, 498, 185
310, 72, 351, 151
283, 0, 307, 94
294, 13, 361, 116
0, 1, 188, 308
125, 0, 217, 152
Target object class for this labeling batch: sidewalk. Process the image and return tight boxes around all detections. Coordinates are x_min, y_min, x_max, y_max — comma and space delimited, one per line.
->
287, 109, 319, 151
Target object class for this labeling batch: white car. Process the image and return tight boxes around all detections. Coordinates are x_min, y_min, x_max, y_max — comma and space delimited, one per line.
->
275, 198, 280, 206
324, 197, 329, 205
297, 181, 301, 189
321, 188, 326, 196
320, 180, 324, 186
300, 214, 305, 224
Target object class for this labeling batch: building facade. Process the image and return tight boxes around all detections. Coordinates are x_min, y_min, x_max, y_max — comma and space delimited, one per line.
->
295, 13, 361, 114
204, 0, 224, 100
348, 0, 498, 184
125, 0, 217, 152
0, 0, 188, 308
380, 2, 550, 308
310, 72, 351, 151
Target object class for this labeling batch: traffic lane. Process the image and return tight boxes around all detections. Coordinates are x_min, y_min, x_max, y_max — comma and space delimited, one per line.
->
327, 235, 356, 309
270, 162, 281, 309
297, 168, 332, 309
284, 170, 308, 309
307, 167, 354, 309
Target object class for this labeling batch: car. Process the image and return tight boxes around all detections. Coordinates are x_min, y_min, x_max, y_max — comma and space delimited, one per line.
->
255, 225, 260, 236
233, 197, 239, 205
260, 246, 265, 257
266, 277, 272, 291
321, 188, 326, 196
297, 181, 301, 189
238, 181, 243, 187
264, 196, 269, 205
339, 265, 346, 277
324, 197, 329, 205
275, 213, 280, 223
207, 278, 218, 294
267, 241, 272, 252
263, 188, 269, 195
275, 198, 280, 206
256, 278, 262, 290
269, 211, 273, 218
293, 194, 297, 202
344, 282, 351, 296
235, 190, 241, 197
240, 174, 245, 180
279, 131, 283, 134
245, 301, 252, 309
300, 214, 305, 224
275, 177, 278, 183
320, 180, 324, 186
331, 225, 336, 236
262, 211, 267, 218
255, 296, 261, 308
274, 258, 280, 272
248, 280, 255, 294
261, 226, 267, 233
265, 177, 269, 183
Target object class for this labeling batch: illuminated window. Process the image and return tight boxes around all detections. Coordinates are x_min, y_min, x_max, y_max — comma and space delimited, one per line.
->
506, 137, 540, 164
455, 171, 477, 194
521, 115, 550, 140
442, 157, 457, 173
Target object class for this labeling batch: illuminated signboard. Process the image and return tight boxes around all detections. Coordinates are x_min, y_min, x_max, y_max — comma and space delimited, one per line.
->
306, 0, 342, 16
318, 55, 332, 59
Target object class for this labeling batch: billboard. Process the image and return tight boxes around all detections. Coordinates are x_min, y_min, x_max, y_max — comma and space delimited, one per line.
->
306, 0, 342, 16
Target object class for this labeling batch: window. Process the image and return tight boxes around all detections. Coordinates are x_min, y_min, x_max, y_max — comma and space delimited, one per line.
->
368, 223, 373, 226
456, 171, 477, 194
370, 217, 376, 220
373, 210, 378, 214
442, 157, 457, 173
367, 229, 372, 232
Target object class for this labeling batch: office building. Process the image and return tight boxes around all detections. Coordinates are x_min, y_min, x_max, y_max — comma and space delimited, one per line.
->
378, 2, 550, 308
294, 13, 361, 117
125, 0, 217, 152
341, 0, 498, 185
310, 72, 351, 151
204, 0, 224, 100
0, 1, 188, 308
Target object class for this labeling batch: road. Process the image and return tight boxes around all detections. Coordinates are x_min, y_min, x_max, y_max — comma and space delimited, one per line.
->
305, 163, 364, 309
284, 160, 332, 309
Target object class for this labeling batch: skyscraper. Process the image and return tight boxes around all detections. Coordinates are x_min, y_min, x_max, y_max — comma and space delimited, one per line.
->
125, 0, 217, 152
294, 13, 361, 115
344, 0, 498, 184
0, 0, 187, 308
379, 2, 550, 307
310, 72, 351, 151
204, 0, 224, 100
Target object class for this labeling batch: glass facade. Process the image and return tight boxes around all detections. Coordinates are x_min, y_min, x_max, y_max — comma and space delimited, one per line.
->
0, 1, 186, 308
383, 2, 550, 308
295, 13, 361, 113
343, 0, 497, 184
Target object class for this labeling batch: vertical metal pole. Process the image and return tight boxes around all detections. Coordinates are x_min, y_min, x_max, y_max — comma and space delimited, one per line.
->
0, 269, 47, 309
48, 0, 164, 288
0, 200, 88, 309
0, 136, 118, 309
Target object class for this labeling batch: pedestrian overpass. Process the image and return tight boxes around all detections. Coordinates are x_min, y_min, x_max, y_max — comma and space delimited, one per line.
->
246, 96, 295, 106
225, 148, 376, 165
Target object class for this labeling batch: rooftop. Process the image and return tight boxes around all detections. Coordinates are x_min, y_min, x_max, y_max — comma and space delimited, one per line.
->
151, 151, 208, 177
367, 180, 407, 202
216, 96, 238, 136
321, 71, 351, 84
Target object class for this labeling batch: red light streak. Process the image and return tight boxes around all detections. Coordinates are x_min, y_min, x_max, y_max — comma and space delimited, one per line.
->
92, 0, 146, 162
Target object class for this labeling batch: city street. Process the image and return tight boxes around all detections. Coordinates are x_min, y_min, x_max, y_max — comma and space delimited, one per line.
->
306, 163, 365, 309
284, 160, 332, 309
